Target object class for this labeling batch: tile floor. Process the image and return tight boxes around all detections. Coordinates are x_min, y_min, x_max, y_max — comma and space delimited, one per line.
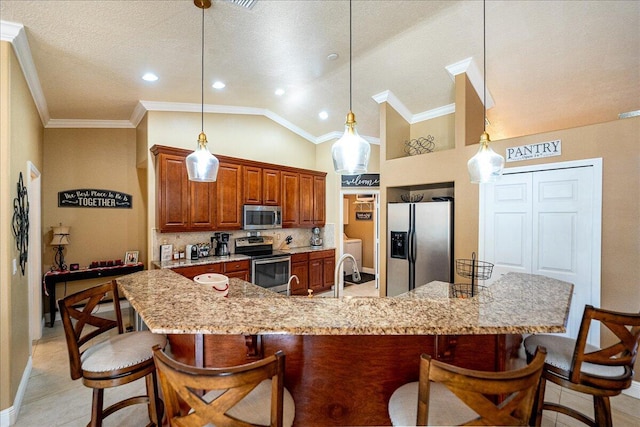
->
14, 294, 640, 426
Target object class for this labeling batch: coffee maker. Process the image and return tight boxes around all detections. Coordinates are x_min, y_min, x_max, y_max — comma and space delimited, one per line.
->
214, 233, 230, 256
310, 227, 323, 248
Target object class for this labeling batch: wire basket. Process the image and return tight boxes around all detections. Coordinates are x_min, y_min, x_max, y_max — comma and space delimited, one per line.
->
456, 256, 494, 280
450, 283, 493, 300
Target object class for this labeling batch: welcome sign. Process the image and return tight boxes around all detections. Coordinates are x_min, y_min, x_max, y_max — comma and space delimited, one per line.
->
58, 189, 132, 209
341, 174, 380, 188
506, 139, 561, 162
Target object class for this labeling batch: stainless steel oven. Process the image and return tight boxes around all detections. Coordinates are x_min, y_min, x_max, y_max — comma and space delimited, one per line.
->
251, 254, 291, 294
235, 236, 291, 294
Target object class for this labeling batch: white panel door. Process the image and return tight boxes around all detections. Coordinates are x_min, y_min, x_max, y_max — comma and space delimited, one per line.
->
532, 167, 594, 341
483, 173, 533, 278
481, 162, 600, 344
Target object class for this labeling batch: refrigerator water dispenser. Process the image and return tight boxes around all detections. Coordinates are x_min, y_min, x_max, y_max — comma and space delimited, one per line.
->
390, 231, 407, 259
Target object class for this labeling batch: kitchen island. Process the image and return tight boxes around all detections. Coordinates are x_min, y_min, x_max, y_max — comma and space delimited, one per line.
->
117, 270, 572, 426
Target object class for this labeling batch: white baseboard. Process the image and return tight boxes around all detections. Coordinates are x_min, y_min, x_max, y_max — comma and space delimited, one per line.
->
623, 380, 640, 399
0, 356, 32, 426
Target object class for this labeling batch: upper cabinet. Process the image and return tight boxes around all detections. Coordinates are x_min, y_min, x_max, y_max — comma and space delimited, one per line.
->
216, 162, 243, 230
152, 146, 215, 232
282, 171, 326, 228
243, 166, 281, 206
151, 145, 325, 232
281, 171, 300, 227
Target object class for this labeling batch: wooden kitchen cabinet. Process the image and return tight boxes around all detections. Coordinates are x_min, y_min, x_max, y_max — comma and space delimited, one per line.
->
171, 263, 223, 280
290, 253, 309, 295
299, 173, 314, 227
308, 249, 335, 293
243, 166, 262, 205
282, 172, 326, 228
243, 166, 281, 206
171, 259, 250, 282
151, 145, 325, 233
281, 171, 300, 227
262, 168, 281, 206
153, 147, 216, 232
216, 162, 243, 230
223, 259, 251, 281
313, 175, 326, 226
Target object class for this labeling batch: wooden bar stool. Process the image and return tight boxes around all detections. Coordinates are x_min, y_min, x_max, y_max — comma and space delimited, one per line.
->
524, 304, 640, 427
58, 280, 166, 427
388, 347, 547, 426
153, 347, 295, 427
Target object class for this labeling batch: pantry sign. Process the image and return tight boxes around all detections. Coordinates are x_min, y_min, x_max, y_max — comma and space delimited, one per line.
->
58, 189, 132, 209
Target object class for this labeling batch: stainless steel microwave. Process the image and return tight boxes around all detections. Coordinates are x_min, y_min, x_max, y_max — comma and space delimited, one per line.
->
243, 205, 282, 230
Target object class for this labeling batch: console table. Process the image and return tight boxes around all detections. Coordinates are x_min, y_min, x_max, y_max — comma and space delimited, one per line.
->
43, 263, 144, 327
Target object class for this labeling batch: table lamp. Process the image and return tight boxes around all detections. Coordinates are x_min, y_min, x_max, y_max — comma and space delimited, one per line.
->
50, 225, 70, 271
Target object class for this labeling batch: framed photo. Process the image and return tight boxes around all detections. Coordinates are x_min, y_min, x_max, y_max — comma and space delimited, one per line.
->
125, 251, 139, 264
160, 244, 173, 262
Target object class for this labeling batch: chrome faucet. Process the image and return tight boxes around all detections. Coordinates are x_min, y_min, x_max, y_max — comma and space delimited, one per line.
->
286, 275, 299, 296
334, 253, 361, 297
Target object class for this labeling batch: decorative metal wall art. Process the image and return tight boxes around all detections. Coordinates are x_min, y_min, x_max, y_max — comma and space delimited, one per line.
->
12, 172, 29, 275
404, 135, 435, 156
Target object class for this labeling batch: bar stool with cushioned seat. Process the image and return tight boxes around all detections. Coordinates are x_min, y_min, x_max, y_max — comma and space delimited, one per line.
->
58, 280, 166, 427
524, 304, 640, 427
388, 347, 547, 426
153, 346, 295, 427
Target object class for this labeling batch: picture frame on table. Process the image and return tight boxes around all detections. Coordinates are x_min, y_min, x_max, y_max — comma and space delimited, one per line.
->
125, 251, 139, 264
160, 244, 173, 262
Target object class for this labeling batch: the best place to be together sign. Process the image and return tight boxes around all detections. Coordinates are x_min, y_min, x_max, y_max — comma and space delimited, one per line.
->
58, 189, 132, 209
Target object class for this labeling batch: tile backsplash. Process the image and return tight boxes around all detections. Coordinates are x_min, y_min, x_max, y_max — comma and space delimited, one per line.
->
152, 224, 335, 261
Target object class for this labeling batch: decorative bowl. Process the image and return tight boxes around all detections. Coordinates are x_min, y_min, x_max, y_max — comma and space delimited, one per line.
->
194, 273, 229, 297
400, 193, 424, 203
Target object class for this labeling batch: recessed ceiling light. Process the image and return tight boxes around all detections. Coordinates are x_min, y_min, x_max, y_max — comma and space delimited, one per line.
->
142, 73, 158, 82
212, 81, 226, 89
327, 53, 339, 61
319, 111, 329, 120
275, 88, 285, 96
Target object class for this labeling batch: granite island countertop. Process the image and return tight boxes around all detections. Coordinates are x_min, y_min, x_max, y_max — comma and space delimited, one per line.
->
116, 269, 573, 336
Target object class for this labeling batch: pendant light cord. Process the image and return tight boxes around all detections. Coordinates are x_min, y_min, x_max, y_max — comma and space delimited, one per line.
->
201, 4, 205, 133
483, 0, 486, 133
349, 0, 352, 112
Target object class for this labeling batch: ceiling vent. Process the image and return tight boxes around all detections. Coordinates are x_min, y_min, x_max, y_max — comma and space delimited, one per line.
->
223, 0, 257, 9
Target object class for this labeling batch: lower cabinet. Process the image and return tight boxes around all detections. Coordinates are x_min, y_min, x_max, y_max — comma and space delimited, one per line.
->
171, 260, 250, 282
290, 253, 309, 296
308, 249, 335, 294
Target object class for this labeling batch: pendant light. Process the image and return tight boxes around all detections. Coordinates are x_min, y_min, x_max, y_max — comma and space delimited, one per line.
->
467, 0, 504, 184
186, 0, 219, 182
331, 0, 371, 174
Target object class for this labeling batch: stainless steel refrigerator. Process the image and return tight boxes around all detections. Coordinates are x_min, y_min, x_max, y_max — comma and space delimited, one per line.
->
387, 199, 454, 296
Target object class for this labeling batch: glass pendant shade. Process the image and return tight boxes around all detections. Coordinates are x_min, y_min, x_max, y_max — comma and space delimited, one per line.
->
467, 132, 505, 183
186, 132, 219, 182
332, 111, 371, 174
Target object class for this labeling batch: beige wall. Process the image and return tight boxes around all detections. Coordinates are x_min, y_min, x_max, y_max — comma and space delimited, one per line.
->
42, 128, 146, 273
1, 42, 44, 412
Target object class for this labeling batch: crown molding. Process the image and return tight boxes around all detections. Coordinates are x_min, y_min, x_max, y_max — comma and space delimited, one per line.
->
373, 90, 455, 125
46, 119, 134, 129
372, 90, 413, 123
445, 57, 494, 109
1, 20, 50, 126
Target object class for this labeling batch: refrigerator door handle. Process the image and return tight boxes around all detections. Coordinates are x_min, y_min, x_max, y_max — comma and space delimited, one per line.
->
408, 204, 417, 290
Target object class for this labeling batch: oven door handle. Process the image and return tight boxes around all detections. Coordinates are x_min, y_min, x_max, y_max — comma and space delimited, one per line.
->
253, 256, 291, 265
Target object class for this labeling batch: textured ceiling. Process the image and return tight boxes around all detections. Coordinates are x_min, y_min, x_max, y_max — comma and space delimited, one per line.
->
1, 0, 638, 142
